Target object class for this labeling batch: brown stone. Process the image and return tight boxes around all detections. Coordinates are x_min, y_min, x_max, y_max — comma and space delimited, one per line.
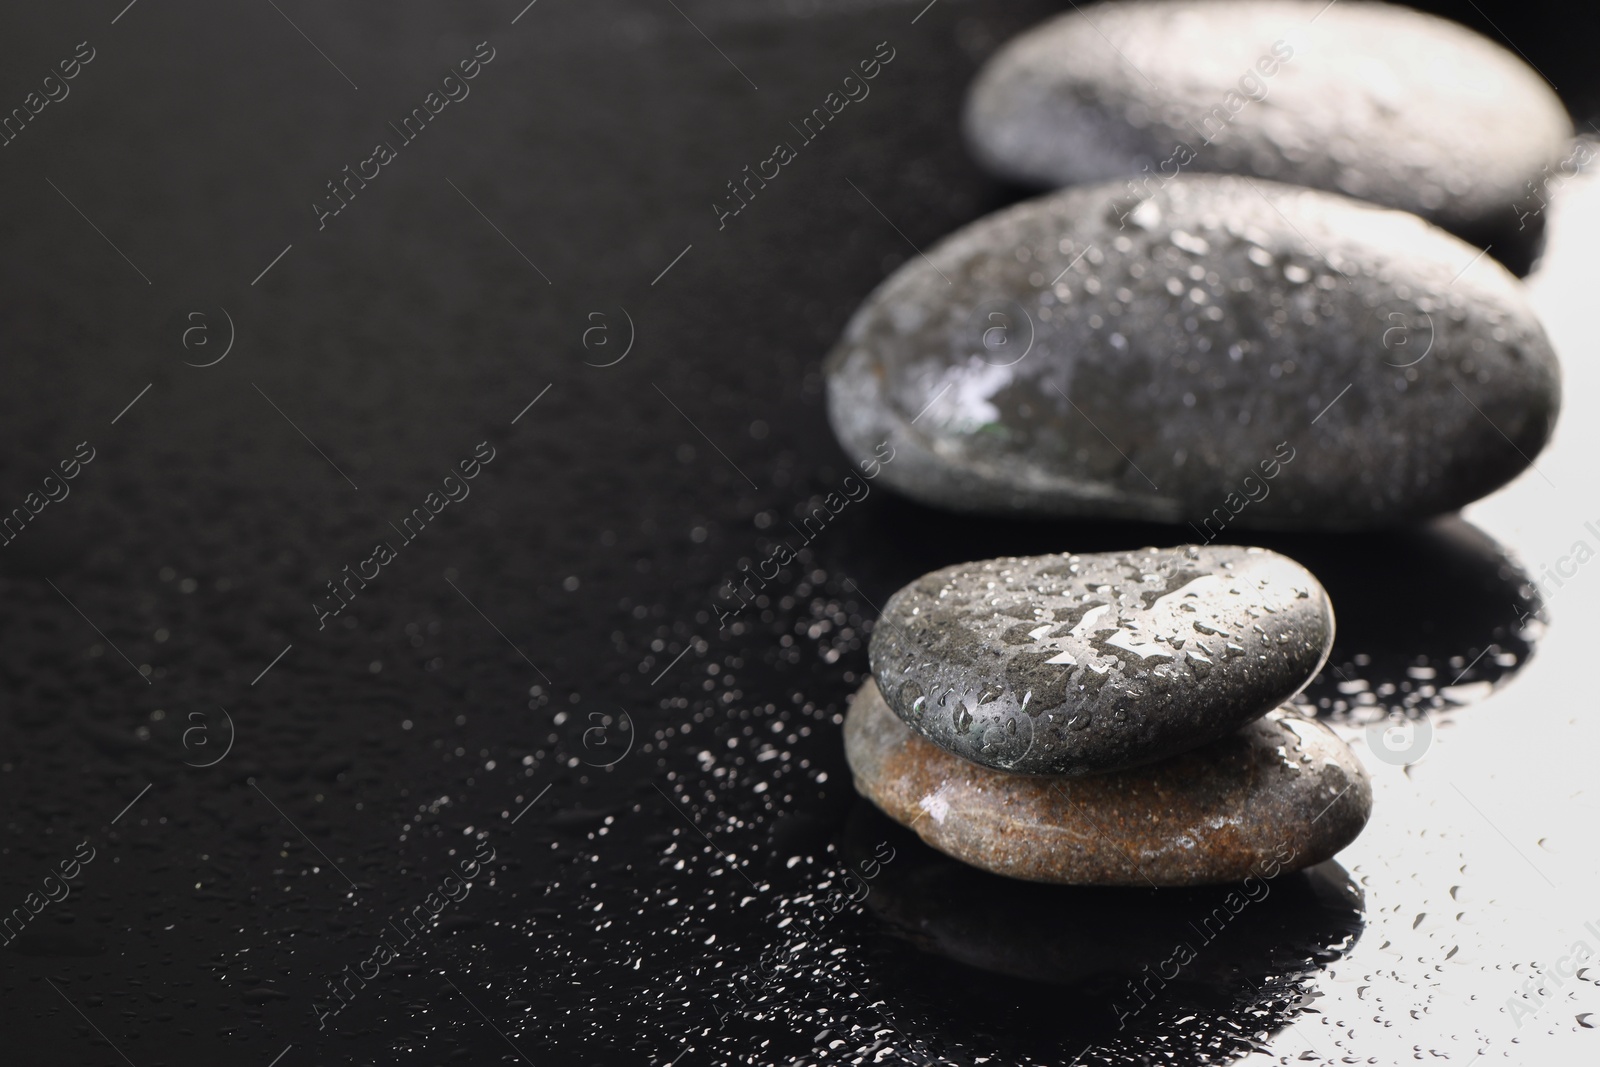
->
844, 677, 1369, 886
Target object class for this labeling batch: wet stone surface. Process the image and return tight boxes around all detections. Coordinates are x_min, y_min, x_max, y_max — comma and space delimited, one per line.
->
826, 174, 1561, 528
962, 0, 1573, 240
844, 676, 1372, 886
869, 545, 1333, 775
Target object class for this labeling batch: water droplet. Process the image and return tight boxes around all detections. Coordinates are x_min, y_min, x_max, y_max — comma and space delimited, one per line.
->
953, 702, 973, 734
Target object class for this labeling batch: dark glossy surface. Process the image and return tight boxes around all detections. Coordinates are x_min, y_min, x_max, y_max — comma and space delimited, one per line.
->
1, 1, 1597, 1064
843, 802, 1367, 1056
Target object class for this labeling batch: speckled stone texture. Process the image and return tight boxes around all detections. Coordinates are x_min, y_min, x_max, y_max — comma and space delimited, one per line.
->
825, 174, 1560, 528
844, 677, 1370, 886
962, 0, 1572, 237
869, 546, 1333, 775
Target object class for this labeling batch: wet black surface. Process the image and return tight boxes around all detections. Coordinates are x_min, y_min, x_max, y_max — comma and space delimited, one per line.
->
844, 804, 1365, 1057
1, 1, 1597, 1065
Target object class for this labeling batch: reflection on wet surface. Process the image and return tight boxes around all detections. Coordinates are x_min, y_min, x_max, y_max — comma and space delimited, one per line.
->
1264, 518, 1543, 723
838, 805, 1364, 1064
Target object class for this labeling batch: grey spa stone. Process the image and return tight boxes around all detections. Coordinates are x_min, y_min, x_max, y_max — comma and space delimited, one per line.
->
962, 0, 1573, 237
824, 175, 1560, 529
868, 545, 1333, 775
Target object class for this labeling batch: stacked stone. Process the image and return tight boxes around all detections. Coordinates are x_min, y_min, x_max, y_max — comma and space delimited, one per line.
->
827, 0, 1572, 885
843, 546, 1371, 885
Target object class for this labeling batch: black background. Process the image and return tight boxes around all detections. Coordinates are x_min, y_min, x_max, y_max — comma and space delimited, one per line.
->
1, 2, 1594, 1064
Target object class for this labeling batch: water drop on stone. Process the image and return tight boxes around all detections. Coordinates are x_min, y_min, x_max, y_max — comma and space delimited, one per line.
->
953, 702, 973, 734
